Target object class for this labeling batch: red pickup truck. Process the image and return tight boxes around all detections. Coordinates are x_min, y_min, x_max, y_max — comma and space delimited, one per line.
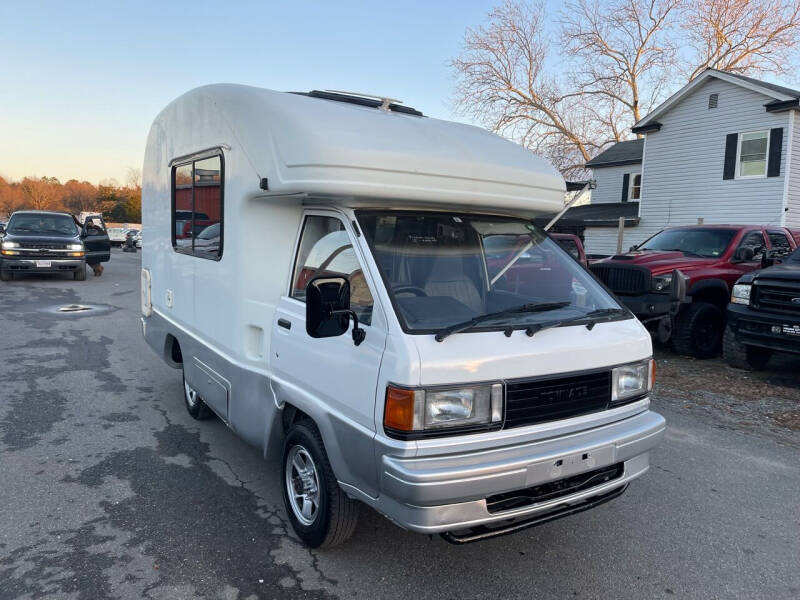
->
590, 225, 800, 358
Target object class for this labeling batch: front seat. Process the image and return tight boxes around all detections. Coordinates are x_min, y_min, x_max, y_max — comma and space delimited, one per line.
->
423, 254, 484, 314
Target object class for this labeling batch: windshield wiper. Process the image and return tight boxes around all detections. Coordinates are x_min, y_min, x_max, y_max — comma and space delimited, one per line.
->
524, 307, 630, 337
434, 302, 570, 342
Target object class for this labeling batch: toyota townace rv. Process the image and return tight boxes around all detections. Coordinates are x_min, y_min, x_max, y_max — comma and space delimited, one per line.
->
141, 85, 665, 547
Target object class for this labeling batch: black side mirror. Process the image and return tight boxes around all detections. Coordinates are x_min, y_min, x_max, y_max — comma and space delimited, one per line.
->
0, 225, 5, 235
305, 275, 366, 346
629, 244, 638, 252
734, 247, 754, 262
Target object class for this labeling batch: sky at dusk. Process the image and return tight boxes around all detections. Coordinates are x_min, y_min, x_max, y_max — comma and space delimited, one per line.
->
1, 0, 508, 185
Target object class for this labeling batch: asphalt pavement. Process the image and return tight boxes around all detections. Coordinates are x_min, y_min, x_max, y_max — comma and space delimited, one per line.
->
1, 250, 798, 599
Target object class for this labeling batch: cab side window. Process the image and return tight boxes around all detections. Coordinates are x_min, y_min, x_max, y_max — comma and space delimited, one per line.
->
767, 231, 793, 258
737, 231, 766, 261
291, 216, 374, 326
171, 153, 223, 259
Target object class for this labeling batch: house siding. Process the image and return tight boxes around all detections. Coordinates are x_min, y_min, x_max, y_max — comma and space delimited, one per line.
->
584, 226, 632, 256
590, 164, 642, 204
629, 77, 791, 247
786, 111, 800, 228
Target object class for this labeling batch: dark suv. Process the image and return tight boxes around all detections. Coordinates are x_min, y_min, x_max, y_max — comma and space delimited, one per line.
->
724, 247, 800, 369
0, 210, 110, 281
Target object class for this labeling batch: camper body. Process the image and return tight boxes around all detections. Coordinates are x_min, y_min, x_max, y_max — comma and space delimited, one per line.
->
141, 85, 664, 546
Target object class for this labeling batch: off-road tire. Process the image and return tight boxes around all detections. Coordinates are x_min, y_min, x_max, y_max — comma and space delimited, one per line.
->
723, 326, 772, 370
182, 371, 214, 420
282, 419, 359, 548
672, 302, 724, 359
0, 270, 12, 282
74, 265, 87, 281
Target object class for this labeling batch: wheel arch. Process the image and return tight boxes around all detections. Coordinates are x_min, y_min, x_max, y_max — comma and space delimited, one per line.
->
688, 279, 730, 309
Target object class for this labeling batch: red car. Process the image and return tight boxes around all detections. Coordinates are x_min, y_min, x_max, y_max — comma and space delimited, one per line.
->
590, 225, 799, 358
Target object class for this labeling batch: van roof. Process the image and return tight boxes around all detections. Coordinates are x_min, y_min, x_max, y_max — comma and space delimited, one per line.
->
152, 84, 566, 214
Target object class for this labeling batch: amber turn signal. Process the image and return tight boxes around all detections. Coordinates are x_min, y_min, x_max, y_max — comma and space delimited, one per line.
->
384, 386, 417, 431
649, 359, 656, 389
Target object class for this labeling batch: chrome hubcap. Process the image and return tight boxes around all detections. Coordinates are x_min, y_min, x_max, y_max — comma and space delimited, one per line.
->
184, 380, 199, 407
285, 446, 320, 526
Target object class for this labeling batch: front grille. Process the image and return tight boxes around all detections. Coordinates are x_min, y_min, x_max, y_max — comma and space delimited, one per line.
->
752, 281, 800, 314
19, 243, 68, 249
590, 264, 651, 294
486, 463, 624, 514
505, 370, 612, 429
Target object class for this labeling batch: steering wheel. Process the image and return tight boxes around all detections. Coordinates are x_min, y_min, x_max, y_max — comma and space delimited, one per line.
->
393, 285, 428, 297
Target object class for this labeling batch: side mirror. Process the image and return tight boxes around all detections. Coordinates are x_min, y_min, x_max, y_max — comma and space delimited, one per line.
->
734, 247, 754, 262
305, 275, 366, 346
0, 225, 5, 235
629, 244, 638, 252
669, 269, 689, 304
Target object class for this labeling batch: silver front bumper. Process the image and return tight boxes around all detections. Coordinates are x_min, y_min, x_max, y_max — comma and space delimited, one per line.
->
375, 409, 665, 533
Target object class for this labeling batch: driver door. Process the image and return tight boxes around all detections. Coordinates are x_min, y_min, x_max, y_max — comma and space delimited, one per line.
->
82, 216, 111, 263
270, 212, 387, 493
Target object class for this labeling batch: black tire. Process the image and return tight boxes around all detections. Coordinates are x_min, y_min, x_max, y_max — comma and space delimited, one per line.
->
182, 371, 214, 420
672, 302, 724, 359
282, 419, 358, 548
723, 326, 772, 370
0, 270, 12, 282
74, 265, 87, 281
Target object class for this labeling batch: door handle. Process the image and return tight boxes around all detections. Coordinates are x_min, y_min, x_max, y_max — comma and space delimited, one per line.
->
277, 318, 292, 330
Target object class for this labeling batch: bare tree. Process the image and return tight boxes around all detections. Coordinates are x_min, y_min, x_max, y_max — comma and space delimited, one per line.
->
561, 0, 682, 124
126, 167, 142, 190
684, 0, 800, 79
451, 1, 618, 175
452, 0, 800, 176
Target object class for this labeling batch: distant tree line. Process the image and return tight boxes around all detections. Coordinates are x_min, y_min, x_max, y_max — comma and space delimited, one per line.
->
0, 169, 141, 223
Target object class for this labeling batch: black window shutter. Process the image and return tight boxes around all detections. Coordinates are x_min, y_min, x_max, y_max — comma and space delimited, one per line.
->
621, 173, 630, 202
723, 133, 738, 180
767, 127, 783, 177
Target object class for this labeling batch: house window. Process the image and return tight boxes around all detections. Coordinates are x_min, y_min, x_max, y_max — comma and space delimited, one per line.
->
630, 173, 642, 200
708, 93, 718, 109
171, 151, 224, 259
737, 131, 769, 178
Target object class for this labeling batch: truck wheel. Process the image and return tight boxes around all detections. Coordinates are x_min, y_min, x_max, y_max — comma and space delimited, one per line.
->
723, 326, 772, 370
672, 302, 724, 359
282, 419, 358, 548
0, 270, 12, 282
182, 372, 214, 420
73, 265, 87, 281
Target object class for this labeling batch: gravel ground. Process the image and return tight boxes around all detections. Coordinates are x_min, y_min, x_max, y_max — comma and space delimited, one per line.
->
0, 250, 798, 599
653, 347, 800, 449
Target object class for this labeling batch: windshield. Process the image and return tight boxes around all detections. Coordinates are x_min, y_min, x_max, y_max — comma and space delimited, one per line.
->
638, 228, 736, 258
7, 213, 78, 236
357, 211, 622, 333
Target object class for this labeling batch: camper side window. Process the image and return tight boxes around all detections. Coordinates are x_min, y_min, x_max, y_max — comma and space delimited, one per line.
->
171, 153, 223, 259
291, 216, 374, 326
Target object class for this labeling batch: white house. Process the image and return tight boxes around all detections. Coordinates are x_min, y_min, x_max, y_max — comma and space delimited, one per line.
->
578, 69, 800, 255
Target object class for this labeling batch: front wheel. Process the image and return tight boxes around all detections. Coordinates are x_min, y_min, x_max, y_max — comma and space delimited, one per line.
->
74, 265, 87, 281
282, 419, 358, 548
0, 270, 12, 282
672, 302, 724, 359
723, 326, 772, 370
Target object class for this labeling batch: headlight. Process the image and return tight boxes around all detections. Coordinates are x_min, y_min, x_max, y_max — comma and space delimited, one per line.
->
67, 243, 83, 251
652, 274, 672, 292
611, 359, 654, 405
1, 241, 19, 249
731, 283, 751, 305
384, 383, 503, 437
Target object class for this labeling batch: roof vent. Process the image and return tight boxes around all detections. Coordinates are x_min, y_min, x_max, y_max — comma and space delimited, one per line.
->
294, 90, 424, 117
708, 93, 719, 109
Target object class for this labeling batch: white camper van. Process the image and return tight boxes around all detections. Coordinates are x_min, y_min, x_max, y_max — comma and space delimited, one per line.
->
141, 86, 665, 547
